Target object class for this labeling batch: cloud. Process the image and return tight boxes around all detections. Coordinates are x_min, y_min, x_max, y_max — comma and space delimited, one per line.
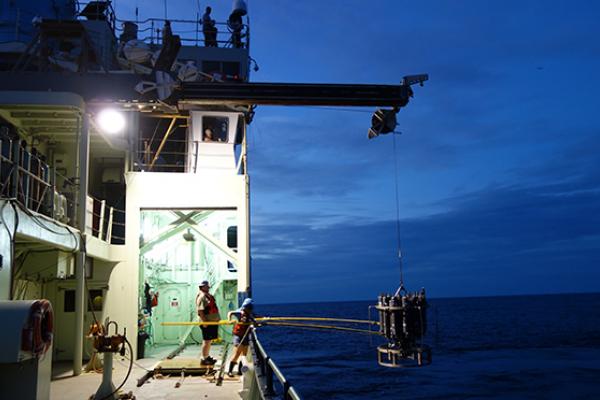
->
111, 0, 600, 304
251, 165, 600, 303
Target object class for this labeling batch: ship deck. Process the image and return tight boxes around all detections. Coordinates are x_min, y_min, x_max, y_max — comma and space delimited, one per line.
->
51, 344, 246, 400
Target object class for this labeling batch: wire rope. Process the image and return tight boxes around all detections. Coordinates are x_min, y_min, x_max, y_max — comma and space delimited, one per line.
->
265, 322, 382, 336
392, 130, 405, 290
260, 316, 379, 325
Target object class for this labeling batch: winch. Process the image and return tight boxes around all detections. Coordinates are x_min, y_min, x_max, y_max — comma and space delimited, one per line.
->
88, 320, 134, 400
375, 286, 431, 367
90, 321, 127, 355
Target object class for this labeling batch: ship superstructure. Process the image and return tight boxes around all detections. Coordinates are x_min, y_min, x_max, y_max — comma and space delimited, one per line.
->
0, 1, 425, 399
0, 1, 255, 398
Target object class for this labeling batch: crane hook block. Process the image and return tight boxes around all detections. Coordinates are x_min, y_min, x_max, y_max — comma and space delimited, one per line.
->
375, 287, 432, 368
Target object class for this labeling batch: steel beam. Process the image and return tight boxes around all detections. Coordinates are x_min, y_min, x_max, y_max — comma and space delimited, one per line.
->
179, 82, 414, 107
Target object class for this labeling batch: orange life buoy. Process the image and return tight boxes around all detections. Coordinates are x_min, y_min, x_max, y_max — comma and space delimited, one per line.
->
22, 299, 54, 357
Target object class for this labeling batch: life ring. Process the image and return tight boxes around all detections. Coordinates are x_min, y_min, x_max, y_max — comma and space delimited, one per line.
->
22, 299, 54, 357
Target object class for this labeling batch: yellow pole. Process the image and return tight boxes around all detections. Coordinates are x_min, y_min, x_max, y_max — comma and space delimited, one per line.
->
161, 320, 236, 326
161, 316, 379, 326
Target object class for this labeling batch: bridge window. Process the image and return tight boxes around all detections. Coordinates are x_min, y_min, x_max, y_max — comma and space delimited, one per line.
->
201, 61, 241, 80
203, 116, 229, 142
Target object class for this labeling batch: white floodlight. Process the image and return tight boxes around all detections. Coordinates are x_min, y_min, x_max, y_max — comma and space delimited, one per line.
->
97, 109, 126, 134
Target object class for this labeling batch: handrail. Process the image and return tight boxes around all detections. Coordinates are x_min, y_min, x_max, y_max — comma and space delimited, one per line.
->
87, 193, 125, 244
114, 16, 249, 49
250, 330, 301, 400
135, 138, 245, 174
0, 137, 125, 244
76, 1, 117, 33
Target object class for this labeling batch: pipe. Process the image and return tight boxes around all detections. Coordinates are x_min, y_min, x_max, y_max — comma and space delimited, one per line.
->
243, 118, 251, 296
73, 113, 90, 376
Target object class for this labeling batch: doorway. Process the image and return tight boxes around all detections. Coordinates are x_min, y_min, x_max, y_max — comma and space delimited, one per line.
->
138, 209, 238, 357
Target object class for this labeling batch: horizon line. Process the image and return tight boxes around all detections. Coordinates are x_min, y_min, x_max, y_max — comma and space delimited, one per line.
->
257, 290, 600, 306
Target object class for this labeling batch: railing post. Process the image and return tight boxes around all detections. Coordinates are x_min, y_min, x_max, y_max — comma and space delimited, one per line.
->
15, 8, 20, 42
193, 141, 199, 173
258, 352, 265, 376
49, 167, 56, 219
24, 150, 31, 208
195, 13, 199, 46
42, 162, 49, 215
264, 358, 275, 396
0, 139, 3, 194
106, 207, 114, 244
99, 199, 106, 240
10, 140, 20, 199
151, 20, 155, 44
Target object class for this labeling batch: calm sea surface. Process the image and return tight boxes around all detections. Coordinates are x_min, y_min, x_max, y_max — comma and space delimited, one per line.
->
257, 293, 600, 399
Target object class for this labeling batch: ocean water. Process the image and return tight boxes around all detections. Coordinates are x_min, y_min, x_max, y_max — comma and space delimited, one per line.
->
257, 293, 600, 399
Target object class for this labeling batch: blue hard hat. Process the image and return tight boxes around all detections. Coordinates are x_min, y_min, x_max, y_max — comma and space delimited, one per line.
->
241, 298, 253, 308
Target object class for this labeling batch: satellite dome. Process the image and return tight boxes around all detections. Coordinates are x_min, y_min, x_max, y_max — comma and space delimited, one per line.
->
232, 0, 248, 16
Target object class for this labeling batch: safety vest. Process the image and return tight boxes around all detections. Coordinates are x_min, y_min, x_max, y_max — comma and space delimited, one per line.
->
233, 310, 251, 337
204, 293, 219, 315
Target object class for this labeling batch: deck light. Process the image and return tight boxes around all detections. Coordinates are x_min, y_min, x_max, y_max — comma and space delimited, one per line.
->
97, 109, 126, 134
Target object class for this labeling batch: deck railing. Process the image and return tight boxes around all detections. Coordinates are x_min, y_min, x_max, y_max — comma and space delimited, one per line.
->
86, 195, 125, 244
114, 17, 249, 49
135, 137, 245, 174
250, 330, 301, 400
0, 5, 248, 50
135, 137, 190, 172
0, 137, 124, 244
76, 1, 117, 32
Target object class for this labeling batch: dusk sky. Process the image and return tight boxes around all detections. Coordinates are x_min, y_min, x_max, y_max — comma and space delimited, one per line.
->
119, 1, 600, 303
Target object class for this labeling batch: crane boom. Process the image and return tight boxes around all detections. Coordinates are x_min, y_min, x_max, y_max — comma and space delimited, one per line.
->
179, 74, 428, 108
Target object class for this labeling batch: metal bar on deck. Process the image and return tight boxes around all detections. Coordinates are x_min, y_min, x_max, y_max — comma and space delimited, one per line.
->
148, 117, 177, 170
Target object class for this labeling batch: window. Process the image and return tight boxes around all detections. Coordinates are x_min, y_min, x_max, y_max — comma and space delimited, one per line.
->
223, 62, 240, 77
227, 261, 237, 272
202, 61, 220, 74
201, 61, 241, 81
227, 226, 237, 249
64, 290, 75, 312
202, 116, 229, 142
63, 289, 104, 312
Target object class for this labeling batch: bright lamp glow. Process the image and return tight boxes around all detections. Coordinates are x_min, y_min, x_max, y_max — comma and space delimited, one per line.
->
97, 109, 126, 134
